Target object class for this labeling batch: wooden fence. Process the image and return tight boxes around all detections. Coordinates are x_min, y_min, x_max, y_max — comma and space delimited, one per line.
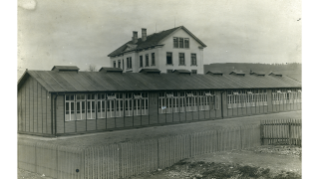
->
260, 119, 302, 146
18, 125, 260, 179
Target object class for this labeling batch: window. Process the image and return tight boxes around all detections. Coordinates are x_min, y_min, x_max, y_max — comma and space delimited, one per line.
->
87, 94, 96, 119
151, 53, 155, 66
145, 54, 149, 66
179, 38, 184, 48
76, 94, 86, 120
122, 59, 124, 69
166, 52, 173, 65
118, 60, 121, 69
97, 94, 106, 118
191, 53, 197, 66
173, 38, 178, 48
126, 57, 132, 69
185, 38, 189, 48
167, 69, 173, 73
65, 95, 75, 121
179, 53, 185, 65
139, 56, 143, 67
191, 70, 197, 74
173, 37, 190, 48
113, 61, 116, 68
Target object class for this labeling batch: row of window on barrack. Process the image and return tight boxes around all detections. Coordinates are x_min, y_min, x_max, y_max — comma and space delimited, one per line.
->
64, 91, 218, 121
226, 89, 302, 109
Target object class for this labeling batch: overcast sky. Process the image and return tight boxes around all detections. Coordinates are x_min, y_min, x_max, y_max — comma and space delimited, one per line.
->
18, 0, 301, 78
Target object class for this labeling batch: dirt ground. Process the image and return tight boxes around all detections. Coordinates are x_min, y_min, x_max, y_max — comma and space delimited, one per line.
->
18, 145, 301, 179
127, 145, 301, 179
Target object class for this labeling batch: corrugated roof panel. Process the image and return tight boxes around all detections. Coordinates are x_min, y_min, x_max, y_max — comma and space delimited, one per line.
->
21, 70, 301, 93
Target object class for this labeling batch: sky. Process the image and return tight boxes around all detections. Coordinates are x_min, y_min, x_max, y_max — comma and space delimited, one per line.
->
18, 0, 301, 78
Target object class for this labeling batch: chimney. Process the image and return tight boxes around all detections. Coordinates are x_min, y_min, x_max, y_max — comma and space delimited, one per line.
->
142, 28, 147, 41
132, 31, 138, 43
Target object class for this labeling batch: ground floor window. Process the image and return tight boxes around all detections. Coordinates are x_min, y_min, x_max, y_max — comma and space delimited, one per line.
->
227, 90, 267, 109
158, 91, 218, 114
65, 92, 149, 121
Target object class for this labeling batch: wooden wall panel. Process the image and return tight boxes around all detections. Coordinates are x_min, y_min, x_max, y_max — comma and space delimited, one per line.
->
116, 117, 125, 128
96, 119, 106, 130
193, 110, 199, 121
141, 115, 148, 126
124, 117, 133, 127
25, 79, 30, 132
37, 84, 42, 133
33, 79, 38, 133
173, 111, 180, 122
56, 95, 64, 134
21, 85, 25, 132
18, 89, 21, 131
106, 118, 115, 129
158, 114, 166, 124
46, 91, 52, 134
221, 92, 227, 118
185, 111, 192, 121
76, 120, 86, 132
132, 115, 139, 126
65, 121, 76, 133
267, 90, 273, 113
29, 78, 34, 132
41, 88, 47, 134
166, 112, 173, 123
148, 92, 158, 125
86, 120, 96, 131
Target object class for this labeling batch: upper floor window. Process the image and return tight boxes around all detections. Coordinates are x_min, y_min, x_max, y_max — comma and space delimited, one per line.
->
179, 38, 184, 48
191, 53, 197, 66
126, 57, 132, 69
179, 53, 185, 66
173, 37, 190, 49
139, 55, 143, 67
151, 53, 155, 66
166, 52, 173, 65
113, 61, 116, 68
185, 39, 189, 48
173, 38, 178, 48
145, 54, 149, 66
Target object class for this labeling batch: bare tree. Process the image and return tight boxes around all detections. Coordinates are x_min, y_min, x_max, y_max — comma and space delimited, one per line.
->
88, 65, 96, 72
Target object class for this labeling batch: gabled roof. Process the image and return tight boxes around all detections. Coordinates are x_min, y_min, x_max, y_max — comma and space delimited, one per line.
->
108, 26, 207, 57
18, 70, 301, 93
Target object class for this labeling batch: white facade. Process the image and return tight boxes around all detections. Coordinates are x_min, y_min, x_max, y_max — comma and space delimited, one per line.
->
109, 27, 205, 74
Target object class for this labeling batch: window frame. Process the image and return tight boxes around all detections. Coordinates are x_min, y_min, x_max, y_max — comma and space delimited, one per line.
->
151, 53, 155, 66
145, 54, 149, 67
179, 53, 185, 66
166, 52, 173, 65
191, 53, 197, 66
139, 55, 143, 68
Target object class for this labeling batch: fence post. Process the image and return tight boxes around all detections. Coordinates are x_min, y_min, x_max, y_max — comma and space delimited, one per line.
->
157, 138, 160, 169
288, 119, 291, 145
118, 144, 122, 178
260, 121, 263, 145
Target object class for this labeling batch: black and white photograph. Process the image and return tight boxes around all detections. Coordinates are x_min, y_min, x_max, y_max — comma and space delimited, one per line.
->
15, 0, 304, 178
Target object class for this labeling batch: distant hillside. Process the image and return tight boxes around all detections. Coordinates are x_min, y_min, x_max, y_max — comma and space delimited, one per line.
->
204, 63, 302, 82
